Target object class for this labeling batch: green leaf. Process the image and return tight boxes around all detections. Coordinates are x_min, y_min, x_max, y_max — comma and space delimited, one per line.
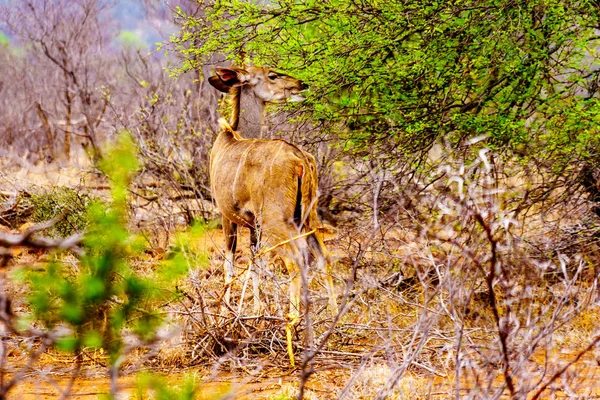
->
83, 330, 103, 349
56, 336, 79, 352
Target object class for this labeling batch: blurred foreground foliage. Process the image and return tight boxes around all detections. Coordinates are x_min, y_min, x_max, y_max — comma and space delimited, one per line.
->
21, 133, 194, 395
135, 372, 199, 400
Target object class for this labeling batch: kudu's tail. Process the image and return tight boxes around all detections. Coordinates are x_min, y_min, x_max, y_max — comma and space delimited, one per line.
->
292, 155, 338, 316
293, 161, 309, 230
292, 156, 327, 263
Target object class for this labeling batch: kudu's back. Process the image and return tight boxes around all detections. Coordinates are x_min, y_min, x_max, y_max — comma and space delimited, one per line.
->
210, 122, 320, 248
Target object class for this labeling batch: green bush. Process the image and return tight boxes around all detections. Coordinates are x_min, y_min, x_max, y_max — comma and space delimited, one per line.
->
171, 0, 600, 173
30, 187, 94, 237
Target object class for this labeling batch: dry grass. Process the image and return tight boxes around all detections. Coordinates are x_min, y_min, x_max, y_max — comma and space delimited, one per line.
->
6, 220, 600, 397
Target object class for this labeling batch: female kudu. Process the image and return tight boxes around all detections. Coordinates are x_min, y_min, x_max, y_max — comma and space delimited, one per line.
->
208, 66, 338, 365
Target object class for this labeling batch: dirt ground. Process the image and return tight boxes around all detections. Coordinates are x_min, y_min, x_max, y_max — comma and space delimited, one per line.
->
19, 374, 231, 400
16, 369, 358, 399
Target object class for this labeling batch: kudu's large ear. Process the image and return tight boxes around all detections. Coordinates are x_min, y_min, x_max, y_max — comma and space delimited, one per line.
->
208, 75, 232, 93
208, 67, 250, 92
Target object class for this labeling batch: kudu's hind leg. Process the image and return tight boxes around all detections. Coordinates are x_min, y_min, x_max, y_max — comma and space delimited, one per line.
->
308, 232, 339, 317
223, 217, 237, 307
282, 255, 301, 367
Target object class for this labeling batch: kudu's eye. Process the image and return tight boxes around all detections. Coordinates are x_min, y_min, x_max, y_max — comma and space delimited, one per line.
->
268, 73, 278, 80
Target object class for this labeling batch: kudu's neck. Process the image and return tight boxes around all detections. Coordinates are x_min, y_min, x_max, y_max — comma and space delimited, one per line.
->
230, 86, 266, 139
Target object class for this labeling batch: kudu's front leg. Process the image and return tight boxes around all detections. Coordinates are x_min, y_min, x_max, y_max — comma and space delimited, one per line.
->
222, 217, 237, 307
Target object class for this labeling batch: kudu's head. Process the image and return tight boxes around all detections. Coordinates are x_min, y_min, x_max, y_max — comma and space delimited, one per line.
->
208, 66, 308, 103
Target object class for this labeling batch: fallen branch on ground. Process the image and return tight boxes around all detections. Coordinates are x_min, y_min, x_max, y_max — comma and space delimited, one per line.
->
0, 213, 84, 256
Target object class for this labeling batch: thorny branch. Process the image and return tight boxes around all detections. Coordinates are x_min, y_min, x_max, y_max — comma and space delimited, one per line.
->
0, 212, 84, 260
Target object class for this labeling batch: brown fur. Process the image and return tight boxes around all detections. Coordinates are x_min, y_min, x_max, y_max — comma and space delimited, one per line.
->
211, 120, 321, 243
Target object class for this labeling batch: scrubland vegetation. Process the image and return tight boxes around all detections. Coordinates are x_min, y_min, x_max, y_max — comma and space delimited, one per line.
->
2, 0, 600, 399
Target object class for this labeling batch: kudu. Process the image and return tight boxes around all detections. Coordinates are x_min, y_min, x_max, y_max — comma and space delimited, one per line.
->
208, 66, 338, 365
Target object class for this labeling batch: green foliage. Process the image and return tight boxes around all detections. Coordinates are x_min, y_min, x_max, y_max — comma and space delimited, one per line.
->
23, 132, 189, 368
170, 0, 600, 170
30, 187, 93, 237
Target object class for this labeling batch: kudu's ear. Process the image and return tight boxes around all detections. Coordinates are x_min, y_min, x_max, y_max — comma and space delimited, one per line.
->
208, 75, 232, 93
218, 67, 250, 85
208, 67, 251, 92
